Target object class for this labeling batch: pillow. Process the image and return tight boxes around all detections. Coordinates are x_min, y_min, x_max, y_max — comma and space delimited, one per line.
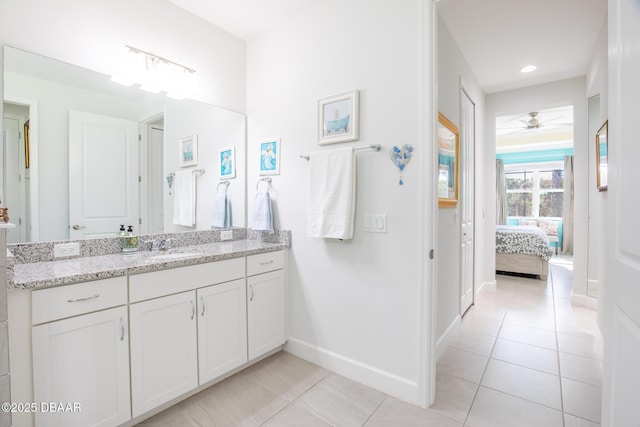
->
518, 219, 538, 227
538, 220, 559, 236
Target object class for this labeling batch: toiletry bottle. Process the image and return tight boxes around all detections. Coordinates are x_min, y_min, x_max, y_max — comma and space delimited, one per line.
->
123, 225, 138, 254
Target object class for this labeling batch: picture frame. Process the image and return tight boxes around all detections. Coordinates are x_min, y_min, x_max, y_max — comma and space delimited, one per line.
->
259, 138, 280, 175
24, 120, 30, 169
178, 134, 198, 167
437, 112, 459, 208
219, 146, 236, 179
317, 90, 359, 145
596, 120, 608, 192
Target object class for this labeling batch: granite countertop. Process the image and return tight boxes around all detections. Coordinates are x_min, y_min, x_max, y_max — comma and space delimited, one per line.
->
10, 239, 286, 291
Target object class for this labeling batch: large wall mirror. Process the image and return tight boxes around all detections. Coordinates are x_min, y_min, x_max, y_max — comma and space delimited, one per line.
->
2, 46, 246, 243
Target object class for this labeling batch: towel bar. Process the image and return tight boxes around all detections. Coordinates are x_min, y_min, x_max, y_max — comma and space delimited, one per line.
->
299, 144, 381, 160
256, 177, 272, 191
217, 180, 230, 191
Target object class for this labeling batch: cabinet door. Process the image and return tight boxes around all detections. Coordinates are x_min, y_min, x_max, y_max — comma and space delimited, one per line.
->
130, 291, 198, 417
32, 306, 130, 427
197, 279, 248, 384
247, 270, 286, 360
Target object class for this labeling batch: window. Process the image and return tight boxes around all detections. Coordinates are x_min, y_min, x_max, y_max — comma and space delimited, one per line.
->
505, 167, 564, 218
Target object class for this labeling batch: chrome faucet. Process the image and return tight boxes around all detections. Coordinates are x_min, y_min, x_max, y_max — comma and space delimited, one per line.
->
150, 238, 173, 252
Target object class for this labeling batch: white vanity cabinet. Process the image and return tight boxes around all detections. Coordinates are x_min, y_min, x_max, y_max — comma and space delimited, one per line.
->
197, 278, 248, 383
129, 290, 198, 417
31, 277, 131, 427
128, 257, 245, 417
26, 250, 285, 426
246, 252, 286, 360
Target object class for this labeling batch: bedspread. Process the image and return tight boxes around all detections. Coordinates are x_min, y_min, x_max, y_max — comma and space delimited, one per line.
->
496, 225, 552, 261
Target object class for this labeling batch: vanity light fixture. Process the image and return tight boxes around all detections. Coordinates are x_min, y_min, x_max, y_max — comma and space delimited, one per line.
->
110, 45, 198, 98
520, 64, 537, 73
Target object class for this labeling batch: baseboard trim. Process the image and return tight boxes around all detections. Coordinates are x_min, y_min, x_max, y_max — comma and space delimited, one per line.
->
435, 315, 461, 361
570, 292, 599, 310
284, 337, 419, 405
479, 280, 497, 294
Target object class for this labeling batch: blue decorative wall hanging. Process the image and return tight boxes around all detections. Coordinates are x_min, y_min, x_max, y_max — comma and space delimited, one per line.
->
389, 145, 414, 185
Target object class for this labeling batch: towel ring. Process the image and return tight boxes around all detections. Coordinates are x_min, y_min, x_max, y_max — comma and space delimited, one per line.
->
217, 180, 230, 192
256, 177, 272, 192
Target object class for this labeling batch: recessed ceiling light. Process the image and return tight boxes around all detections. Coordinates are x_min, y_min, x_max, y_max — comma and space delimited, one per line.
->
521, 65, 537, 73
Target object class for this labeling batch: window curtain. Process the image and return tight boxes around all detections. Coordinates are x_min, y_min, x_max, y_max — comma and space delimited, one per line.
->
562, 155, 574, 253
496, 159, 507, 225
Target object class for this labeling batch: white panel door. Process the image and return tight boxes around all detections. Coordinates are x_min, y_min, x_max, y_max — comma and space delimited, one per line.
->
459, 88, 475, 315
602, 1, 640, 425
32, 306, 131, 427
247, 270, 286, 360
129, 291, 198, 418
3, 115, 27, 243
69, 111, 139, 239
197, 279, 248, 384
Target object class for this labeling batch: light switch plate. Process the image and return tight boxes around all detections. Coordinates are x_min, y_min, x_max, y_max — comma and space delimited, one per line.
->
364, 214, 387, 233
54, 242, 80, 258
220, 230, 233, 241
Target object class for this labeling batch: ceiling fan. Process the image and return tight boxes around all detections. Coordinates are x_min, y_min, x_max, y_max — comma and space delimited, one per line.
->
522, 112, 543, 129
499, 111, 572, 135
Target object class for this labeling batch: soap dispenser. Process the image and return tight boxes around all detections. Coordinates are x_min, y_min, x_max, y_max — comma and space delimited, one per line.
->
122, 225, 138, 254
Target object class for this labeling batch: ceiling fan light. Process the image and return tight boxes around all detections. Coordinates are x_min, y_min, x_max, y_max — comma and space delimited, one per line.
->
521, 65, 537, 73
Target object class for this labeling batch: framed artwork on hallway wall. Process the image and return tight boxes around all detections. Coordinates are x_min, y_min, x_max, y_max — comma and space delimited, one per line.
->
317, 90, 359, 145
437, 112, 459, 208
596, 120, 608, 191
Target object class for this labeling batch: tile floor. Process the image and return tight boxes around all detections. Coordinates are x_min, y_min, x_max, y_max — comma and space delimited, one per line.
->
140, 255, 603, 426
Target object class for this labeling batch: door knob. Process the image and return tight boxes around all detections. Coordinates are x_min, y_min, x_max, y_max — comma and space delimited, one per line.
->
72, 224, 85, 230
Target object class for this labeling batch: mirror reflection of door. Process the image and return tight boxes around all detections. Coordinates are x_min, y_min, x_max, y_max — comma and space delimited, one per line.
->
146, 117, 164, 234
69, 111, 139, 239
3, 102, 30, 243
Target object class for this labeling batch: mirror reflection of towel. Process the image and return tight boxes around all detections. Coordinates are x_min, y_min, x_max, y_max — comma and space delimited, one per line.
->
211, 192, 231, 228
252, 192, 274, 233
173, 171, 195, 226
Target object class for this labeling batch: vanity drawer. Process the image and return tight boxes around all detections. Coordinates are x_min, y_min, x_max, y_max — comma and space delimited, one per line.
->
247, 251, 284, 276
32, 277, 128, 325
129, 257, 245, 303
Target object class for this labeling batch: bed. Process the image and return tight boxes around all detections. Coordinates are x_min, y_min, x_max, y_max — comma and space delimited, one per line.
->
495, 225, 552, 280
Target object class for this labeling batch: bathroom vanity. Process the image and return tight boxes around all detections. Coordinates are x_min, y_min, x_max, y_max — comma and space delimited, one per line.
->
6, 229, 289, 427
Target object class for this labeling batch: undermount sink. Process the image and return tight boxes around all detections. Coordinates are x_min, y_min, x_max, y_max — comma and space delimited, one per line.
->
145, 251, 203, 262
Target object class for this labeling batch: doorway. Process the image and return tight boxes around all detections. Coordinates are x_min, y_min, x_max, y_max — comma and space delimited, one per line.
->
2, 102, 30, 242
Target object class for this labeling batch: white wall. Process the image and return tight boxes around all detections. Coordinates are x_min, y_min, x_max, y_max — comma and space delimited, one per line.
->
485, 77, 589, 300
586, 20, 608, 320
247, 0, 432, 404
0, 0, 246, 113
436, 15, 486, 346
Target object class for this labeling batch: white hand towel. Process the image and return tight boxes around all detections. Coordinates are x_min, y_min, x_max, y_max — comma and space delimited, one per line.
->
172, 170, 196, 226
307, 147, 355, 239
252, 191, 274, 233
211, 191, 232, 228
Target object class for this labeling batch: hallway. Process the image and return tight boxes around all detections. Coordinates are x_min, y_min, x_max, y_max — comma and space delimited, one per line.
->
434, 257, 603, 426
